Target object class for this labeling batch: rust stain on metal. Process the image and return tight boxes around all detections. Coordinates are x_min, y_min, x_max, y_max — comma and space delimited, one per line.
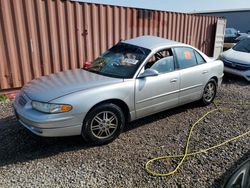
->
0, 0, 221, 91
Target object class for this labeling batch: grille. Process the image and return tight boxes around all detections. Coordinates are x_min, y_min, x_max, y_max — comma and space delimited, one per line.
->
223, 59, 250, 71
18, 95, 27, 106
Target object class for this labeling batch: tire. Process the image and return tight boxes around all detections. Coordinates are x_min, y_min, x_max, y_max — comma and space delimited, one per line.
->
200, 79, 217, 106
82, 103, 125, 145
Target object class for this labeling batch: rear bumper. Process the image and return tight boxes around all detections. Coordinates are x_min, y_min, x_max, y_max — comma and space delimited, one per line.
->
224, 66, 250, 81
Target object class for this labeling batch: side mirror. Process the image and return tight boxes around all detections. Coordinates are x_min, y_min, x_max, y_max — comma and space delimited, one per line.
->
138, 69, 159, 78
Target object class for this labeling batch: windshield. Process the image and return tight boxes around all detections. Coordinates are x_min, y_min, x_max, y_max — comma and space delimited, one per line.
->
233, 38, 250, 53
85, 43, 150, 78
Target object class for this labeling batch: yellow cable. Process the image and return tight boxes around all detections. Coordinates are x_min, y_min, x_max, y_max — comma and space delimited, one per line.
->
144, 100, 250, 177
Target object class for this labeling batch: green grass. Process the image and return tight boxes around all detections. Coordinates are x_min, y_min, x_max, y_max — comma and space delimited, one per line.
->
0, 94, 8, 102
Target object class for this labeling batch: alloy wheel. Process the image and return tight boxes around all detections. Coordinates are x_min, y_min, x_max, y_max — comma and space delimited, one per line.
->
203, 82, 215, 102
224, 159, 250, 188
90, 111, 118, 139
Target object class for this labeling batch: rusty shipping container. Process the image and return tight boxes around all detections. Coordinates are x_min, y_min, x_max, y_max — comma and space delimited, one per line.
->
0, 0, 223, 91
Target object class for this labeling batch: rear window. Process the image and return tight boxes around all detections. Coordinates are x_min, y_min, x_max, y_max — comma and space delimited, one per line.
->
233, 38, 250, 53
194, 51, 206, 64
174, 47, 197, 69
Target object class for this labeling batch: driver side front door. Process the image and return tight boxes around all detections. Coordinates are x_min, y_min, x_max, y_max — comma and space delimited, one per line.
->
135, 49, 180, 119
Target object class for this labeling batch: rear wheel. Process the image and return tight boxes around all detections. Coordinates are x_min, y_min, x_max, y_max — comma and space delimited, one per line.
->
201, 79, 217, 105
82, 103, 125, 145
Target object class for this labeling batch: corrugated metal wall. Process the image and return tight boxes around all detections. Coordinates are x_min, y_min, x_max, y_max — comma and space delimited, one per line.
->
0, 0, 220, 91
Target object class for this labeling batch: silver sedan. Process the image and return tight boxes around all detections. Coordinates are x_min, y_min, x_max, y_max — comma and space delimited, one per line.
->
13, 36, 224, 145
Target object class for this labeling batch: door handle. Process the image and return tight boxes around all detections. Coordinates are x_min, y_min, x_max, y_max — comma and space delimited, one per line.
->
170, 78, 177, 83
202, 70, 208, 74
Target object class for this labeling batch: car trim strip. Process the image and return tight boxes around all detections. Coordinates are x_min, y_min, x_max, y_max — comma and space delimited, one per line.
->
136, 84, 202, 104
136, 90, 179, 104
180, 84, 203, 92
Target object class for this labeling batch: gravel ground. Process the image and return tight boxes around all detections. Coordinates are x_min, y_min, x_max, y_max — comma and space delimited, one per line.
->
0, 74, 249, 188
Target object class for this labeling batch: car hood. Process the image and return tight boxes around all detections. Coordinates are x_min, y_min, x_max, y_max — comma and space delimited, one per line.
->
222, 48, 250, 65
22, 69, 123, 102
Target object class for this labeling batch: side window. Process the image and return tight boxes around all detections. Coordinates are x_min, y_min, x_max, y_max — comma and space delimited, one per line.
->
194, 50, 206, 64
174, 47, 197, 69
145, 49, 175, 74
151, 56, 174, 74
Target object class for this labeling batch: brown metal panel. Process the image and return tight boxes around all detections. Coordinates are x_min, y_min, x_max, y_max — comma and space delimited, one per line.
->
176, 13, 181, 42
206, 17, 211, 55
125, 8, 131, 39
1, 0, 21, 88
57, 0, 69, 71
148, 11, 154, 36
183, 14, 188, 43
113, 6, 119, 43
81, 5, 88, 62
158, 12, 163, 38
143, 11, 149, 36
162, 13, 167, 39
138, 10, 143, 36
172, 12, 177, 40
153, 11, 158, 36
75, 2, 85, 67
167, 12, 172, 39
175, 13, 179, 41
204, 16, 209, 55
24, 0, 43, 79
197, 15, 202, 50
193, 15, 199, 48
35, 0, 52, 75
83, 3, 93, 61
132, 9, 137, 38
66, 1, 78, 69
0, 0, 222, 91
187, 14, 192, 45
120, 7, 126, 41
99, 5, 107, 54
12, 0, 32, 84
178, 14, 183, 43
201, 16, 206, 52
106, 5, 113, 49
47, 0, 61, 72
201, 16, 207, 53
0, 20, 10, 89
91, 4, 100, 60
190, 15, 195, 46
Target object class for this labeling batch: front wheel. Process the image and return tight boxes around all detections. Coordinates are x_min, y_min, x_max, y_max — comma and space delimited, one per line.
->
201, 79, 217, 105
82, 103, 125, 145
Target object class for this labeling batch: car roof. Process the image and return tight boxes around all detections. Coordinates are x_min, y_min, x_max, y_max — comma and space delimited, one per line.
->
122, 35, 185, 50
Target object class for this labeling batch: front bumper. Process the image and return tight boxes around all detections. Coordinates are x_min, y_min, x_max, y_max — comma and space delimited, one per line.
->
19, 121, 82, 137
13, 92, 83, 137
224, 66, 250, 81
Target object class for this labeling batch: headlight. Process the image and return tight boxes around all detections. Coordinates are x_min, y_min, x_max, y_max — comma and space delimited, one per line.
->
31, 101, 72, 113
